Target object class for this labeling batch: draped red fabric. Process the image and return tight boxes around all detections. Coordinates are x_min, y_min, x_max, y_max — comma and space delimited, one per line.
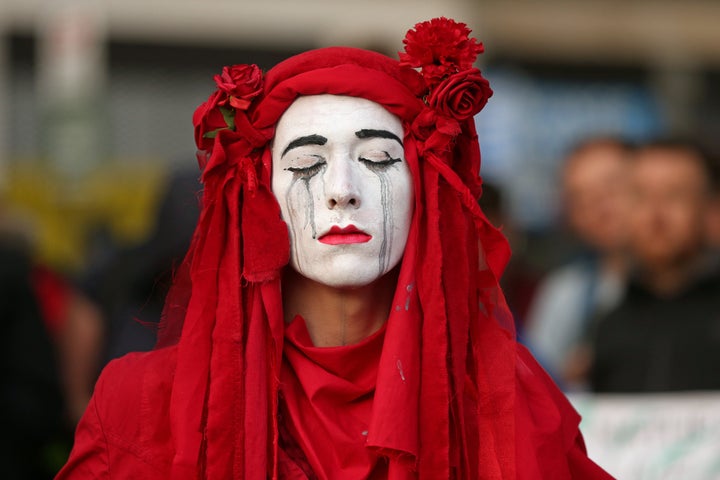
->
281, 315, 388, 478
163, 44, 522, 478
58, 20, 613, 480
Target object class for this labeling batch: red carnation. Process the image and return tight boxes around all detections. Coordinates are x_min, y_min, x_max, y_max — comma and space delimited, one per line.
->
213, 64, 263, 111
427, 68, 492, 121
399, 17, 485, 88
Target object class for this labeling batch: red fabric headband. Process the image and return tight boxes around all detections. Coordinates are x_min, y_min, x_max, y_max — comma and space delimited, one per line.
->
193, 19, 494, 197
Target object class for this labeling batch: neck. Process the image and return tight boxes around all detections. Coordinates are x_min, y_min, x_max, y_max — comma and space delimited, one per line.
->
281, 268, 398, 347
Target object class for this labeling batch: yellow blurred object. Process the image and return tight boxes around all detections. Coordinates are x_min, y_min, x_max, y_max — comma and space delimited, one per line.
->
3, 159, 166, 272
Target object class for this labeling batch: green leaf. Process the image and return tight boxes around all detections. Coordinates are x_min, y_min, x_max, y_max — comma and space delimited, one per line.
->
203, 127, 227, 139
219, 106, 235, 130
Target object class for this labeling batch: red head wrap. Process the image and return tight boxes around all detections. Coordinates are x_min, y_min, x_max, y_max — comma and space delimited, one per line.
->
161, 17, 518, 480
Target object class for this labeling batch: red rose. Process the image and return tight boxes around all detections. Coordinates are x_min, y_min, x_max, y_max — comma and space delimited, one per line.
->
427, 69, 492, 121
213, 64, 263, 111
399, 17, 485, 88
193, 90, 227, 151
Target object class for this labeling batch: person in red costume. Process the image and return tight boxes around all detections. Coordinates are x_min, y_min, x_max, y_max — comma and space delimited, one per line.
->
57, 18, 613, 479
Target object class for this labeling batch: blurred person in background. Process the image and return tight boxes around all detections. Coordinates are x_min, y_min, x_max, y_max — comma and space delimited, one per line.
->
81, 167, 200, 364
525, 137, 632, 389
590, 138, 720, 392
32, 265, 104, 428
0, 213, 65, 478
703, 150, 720, 249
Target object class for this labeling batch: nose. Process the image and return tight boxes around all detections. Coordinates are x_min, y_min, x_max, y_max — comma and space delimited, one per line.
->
324, 157, 361, 210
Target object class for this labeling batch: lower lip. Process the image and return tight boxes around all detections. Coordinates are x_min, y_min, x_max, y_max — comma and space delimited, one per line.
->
318, 233, 372, 245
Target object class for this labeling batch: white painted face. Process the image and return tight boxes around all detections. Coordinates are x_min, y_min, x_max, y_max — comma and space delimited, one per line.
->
271, 95, 413, 288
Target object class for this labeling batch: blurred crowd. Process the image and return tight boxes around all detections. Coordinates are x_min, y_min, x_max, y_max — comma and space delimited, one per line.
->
519, 136, 720, 393
0, 167, 200, 478
4, 132, 720, 478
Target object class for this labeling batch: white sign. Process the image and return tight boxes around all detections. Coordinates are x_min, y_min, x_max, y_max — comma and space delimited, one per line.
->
570, 393, 720, 479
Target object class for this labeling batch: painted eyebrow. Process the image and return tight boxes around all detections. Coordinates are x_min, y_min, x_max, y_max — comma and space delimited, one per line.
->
281, 134, 328, 158
355, 129, 403, 147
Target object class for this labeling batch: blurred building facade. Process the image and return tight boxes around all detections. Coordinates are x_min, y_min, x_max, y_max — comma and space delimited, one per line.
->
1, 0, 719, 270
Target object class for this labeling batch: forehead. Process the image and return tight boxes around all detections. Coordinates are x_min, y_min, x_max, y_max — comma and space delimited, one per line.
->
273, 95, 402, 144
633, 148, 706, 184
564, 146, 627, 184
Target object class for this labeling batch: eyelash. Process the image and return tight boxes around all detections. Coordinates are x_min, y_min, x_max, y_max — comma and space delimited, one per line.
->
359, 156, 401, 172
286, 161, 326, 179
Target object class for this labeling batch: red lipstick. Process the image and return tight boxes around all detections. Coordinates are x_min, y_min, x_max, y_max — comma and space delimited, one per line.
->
318, 225, 372, 245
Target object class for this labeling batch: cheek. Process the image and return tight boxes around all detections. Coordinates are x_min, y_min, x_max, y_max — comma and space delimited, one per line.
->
284, 190, 301, 224
391, 172, 414, 223
271, 168, 288, 208
285, 177, 327, 248
673, 206, 704, 239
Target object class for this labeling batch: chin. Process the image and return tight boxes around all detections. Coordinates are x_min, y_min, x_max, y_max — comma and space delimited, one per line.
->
294, 256, 398, 290
305, 268, 384, 290
317, 277, 378, 290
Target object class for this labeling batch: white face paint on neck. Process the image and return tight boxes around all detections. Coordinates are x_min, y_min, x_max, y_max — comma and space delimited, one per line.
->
271, 95, 413, 289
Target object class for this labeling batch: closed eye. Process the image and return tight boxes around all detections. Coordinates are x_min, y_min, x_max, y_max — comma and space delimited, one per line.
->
359, 156, 401, 172
286, 160, 326, 179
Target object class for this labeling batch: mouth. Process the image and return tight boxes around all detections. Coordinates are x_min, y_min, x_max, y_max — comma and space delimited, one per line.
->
318, 225, 372, 245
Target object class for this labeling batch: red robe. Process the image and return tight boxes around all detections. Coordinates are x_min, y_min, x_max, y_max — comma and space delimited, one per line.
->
57, 328, 612, 479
